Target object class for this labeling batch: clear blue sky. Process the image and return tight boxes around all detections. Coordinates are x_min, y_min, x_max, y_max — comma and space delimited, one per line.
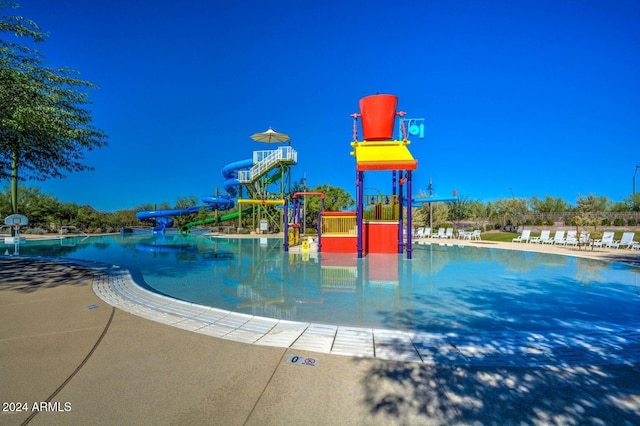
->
14, 0, 640, 212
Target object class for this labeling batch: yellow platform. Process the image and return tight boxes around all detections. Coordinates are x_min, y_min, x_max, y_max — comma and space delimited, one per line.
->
350, 140, 417, 171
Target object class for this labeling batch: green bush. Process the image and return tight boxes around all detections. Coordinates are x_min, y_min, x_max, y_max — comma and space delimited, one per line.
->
613, 218, 625, 226
23, 227, 47, 234
545, 218, 554, 226
534, 218, 543, 226
601, 218, 611, 226
628, 218, 637, 226
524, 218, 533, 226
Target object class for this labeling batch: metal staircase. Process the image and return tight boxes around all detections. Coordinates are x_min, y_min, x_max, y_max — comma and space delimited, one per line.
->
238, 146, 297, 183
238, 146, 297, 198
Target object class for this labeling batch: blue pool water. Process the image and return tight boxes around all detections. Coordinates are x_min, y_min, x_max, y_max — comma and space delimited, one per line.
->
7, 233, 640, 334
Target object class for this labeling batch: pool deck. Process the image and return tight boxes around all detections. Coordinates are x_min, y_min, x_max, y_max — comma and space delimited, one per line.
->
1, 238, 639, 425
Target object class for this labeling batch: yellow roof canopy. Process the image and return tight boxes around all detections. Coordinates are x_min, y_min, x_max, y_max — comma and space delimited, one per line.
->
350, 140, 417, 171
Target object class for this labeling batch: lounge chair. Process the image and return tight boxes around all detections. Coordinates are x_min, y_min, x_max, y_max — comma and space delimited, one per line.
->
565, 230, 579, 246
609, 232, 636, 249
470, 230, 482, 240
579, 232, 590, 246
593, 231, 615, 248
415, 227, 425, 238
444, 228, 454, 239
433, 228, 445, 238
512, 229, 531, 243
458, 230, 470, 240
530, 230, 550, 244
423, 228, 431, 238
632, 242, 640, 251
550, 230, 566, 245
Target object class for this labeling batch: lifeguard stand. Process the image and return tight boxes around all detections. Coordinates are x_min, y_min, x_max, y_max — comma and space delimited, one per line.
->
320, 94, 418, 259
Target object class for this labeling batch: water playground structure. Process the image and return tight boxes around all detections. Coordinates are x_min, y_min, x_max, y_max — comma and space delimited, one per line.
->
301, 93, 456, 259
136, 133, 297, 234
137, 94, 457, 259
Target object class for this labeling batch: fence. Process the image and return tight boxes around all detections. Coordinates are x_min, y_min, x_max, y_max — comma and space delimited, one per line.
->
321, 214, 357, 235
362, 194, 400, 221
446, 211, 640, 232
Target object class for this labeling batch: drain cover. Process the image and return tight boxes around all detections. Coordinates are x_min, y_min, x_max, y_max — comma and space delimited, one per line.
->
287, 355, 318, 367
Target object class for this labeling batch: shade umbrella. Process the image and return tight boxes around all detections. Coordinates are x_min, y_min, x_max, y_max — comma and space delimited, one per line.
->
250, 127, 291, 144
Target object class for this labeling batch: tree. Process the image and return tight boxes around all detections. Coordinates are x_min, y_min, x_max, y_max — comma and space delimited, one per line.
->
0, 3, 107, 213
299, 184, 354, 230
426, 202, 450, 229
490, 198, 529, 231
575, 194, 610, 213
446, 195, 485, 224
530, 195, 570, 214
623, 193, 640, 212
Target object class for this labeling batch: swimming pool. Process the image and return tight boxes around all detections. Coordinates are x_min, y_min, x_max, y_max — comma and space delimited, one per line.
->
8, 233, 640, 336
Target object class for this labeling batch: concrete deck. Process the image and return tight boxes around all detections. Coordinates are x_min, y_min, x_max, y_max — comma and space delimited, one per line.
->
1, 239, 639, 425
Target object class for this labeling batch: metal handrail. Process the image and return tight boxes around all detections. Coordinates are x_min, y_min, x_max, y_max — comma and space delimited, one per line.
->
239, 147, 297, 183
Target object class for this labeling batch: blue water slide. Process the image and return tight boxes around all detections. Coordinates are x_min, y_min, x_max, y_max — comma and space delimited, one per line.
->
202, 195, 235, 210
135, 159, 252, 232
136, 195, 235, 232
221, 158, 253, 197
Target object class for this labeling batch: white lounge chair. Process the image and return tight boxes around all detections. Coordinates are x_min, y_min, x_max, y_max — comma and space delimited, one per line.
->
423, 228, 431, 238
433, 228, 445, 238
565, 230, 579, 246
593, 231, 615, 248
530, 230, 550, 244
458, 230, 470, 240
444, 228, 454, 239
415, 227, 425, 238
470, 230, 482, 240
579, 232, 590, 246
609, 232, 636, 249
512, 229, 531, 243
551, 230, 566, 245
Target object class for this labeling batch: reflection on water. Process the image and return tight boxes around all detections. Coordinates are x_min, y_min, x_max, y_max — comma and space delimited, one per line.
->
8, 235, 639, 334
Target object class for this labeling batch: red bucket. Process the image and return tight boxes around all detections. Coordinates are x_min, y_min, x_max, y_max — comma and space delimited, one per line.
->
359, 94, 398, 141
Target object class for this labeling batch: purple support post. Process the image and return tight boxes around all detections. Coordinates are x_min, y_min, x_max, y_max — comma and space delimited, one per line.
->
407, 170, 413, 259
392, 171, 397, 197
293, 197, 300, 226
317, 212, 322, 252
283, 203, 289, 251
397, 171, 404, 254
357, 171, 364, 258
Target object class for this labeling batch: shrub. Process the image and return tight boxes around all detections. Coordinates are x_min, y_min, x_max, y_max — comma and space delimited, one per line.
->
23, 227, 47, 234
534, 218, 543, 226
613, 218, 625, 226
524, 218, 533, 226
601, 218, 611, 226
628, 218, 637, 226
545, 218, 554, 226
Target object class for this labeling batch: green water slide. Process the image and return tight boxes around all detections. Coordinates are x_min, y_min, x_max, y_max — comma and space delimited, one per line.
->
180, 208, 253, 233
266, 168, 283, 184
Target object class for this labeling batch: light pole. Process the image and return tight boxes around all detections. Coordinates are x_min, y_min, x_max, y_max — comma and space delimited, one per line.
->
302, 172, 307, 234
634, 164, 640, 195
428, 178, 434, 231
